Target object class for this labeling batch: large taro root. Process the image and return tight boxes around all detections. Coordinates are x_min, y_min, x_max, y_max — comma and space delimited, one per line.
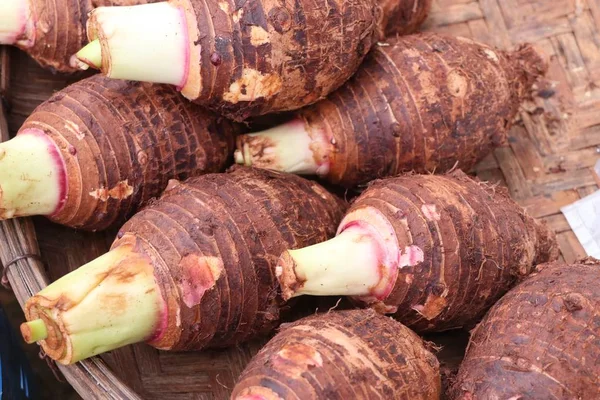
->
74, 0, 429, 120
277, 171, 559, 333
451, 258, 600, 400
232, 309, 441, 400
0, 74, 240, 231
234, 33, 547, 187
20, 167, 346, 365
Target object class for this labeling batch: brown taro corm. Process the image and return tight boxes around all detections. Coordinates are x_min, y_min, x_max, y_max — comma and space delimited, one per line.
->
76, 0, 432, 121
377, 0, 432, 37
234, 33, 548, 187
20, 167, 347, 365
0, 74, 240, 231
0, 0, 157, 73
277, 171, 559, 333
232, 309, 441, 400
452, 258, 600, 400
78, 0, 381, 121
111, 167, 346, 351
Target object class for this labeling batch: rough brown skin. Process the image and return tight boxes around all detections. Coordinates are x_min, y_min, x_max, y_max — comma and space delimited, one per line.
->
168, 0, 379, 121
452, 258, 600, 400
113, 166, 346, 351
339, 171, 557, 332
22, 74, 239, 231
377, 0, 432, 37
237, 33, 547, 187
231, 309, 441, 400
13, 0, 155, 73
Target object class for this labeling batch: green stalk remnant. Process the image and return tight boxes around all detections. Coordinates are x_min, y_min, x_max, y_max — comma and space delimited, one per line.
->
75, 2, 189, 86
277, 225, 386, 300
21, 319, 48, 343
21, 244, 164, 365
0, 129, 67, 219
277, 206, 400, 302
72, 39, 102, 70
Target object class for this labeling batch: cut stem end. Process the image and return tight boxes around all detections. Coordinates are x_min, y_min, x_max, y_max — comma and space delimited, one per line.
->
277, 224, 393, 300
20, 319, 48, 343
23, 244, 164, 364
0, 129, 67, 219
72, 39, 102, 70
235, 119, 330, 176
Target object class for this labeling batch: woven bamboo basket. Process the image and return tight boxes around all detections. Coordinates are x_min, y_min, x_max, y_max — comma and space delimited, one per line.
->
1, 0, 599, 398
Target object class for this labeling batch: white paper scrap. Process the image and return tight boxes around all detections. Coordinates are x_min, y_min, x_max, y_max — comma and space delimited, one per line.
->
561, 190, 600, 259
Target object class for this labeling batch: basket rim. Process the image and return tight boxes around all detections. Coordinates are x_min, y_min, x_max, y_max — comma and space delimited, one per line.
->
0, 46, 141, 400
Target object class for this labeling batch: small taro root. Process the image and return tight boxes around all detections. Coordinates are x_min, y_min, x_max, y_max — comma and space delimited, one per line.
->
451, 258, 600, 400
20, 167, 346, 365
232, 309, 441, 400
73, 0, 386, 120
277, 171, 559, 333
0, 0, 156, 73
234, 33, 548, 187
0, 74, 239, 231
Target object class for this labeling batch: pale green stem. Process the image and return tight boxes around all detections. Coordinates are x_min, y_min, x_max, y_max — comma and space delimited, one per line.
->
21, 319, 48, 343
72, 39, 102, 70
22, 244, 164, 365
0, 129, 65, 219
75, 2, 189, 86
277, 225, 384, 300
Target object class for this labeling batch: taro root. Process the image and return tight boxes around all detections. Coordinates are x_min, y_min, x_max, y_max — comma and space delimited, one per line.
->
0, 74, 239, 231
20, 167, 346, 365
234, 33, 547, 187
72, 0, 430, 120
277, 171, 559, 333
232, 309, 441, 400
452, 258, 600, 400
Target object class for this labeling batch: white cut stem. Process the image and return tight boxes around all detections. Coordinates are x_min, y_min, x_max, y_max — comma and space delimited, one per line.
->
0, 0, 28, 44
281, 226, 383, 297
23, 245, 163, 365
234, 119, 320, 175
0, 130, 64, 218
82, 2, 189, 86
